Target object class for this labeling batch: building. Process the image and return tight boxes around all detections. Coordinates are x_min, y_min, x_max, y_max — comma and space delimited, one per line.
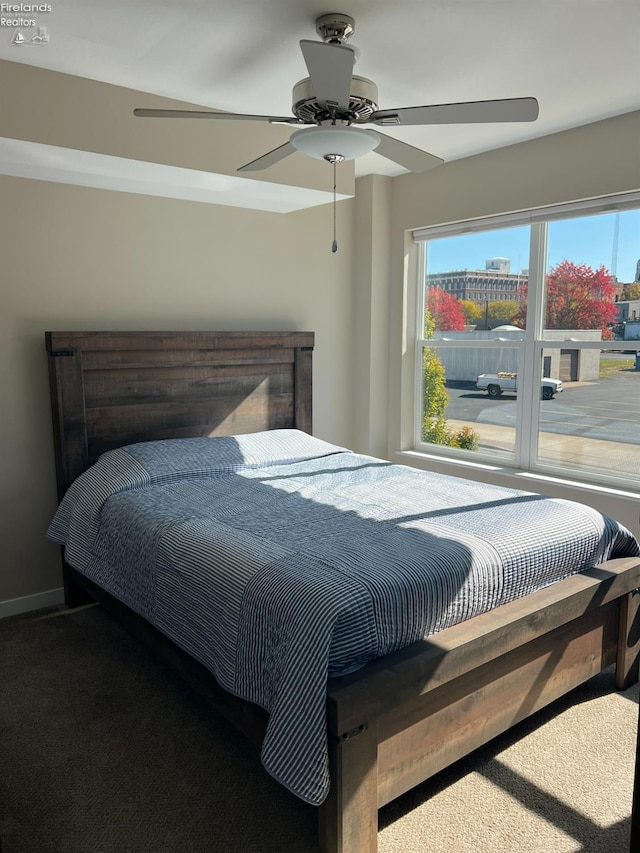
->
426, 258, 528, 302
613, 300, 640, 340
434, 328, 601, 382
616, 300, 640, 322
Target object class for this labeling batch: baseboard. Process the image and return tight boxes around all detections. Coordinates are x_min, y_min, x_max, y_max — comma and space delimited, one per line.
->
0, 587, 65, 620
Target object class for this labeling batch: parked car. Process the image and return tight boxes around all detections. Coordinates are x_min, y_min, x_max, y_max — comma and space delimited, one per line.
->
476, 372, 563, 400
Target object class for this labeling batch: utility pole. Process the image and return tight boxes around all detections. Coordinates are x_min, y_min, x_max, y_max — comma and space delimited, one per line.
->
610, 212, 620, 279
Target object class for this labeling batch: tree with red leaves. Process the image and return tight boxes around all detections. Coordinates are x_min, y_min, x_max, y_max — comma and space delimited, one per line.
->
513, 261, 618, 339
426, 287, 466, 332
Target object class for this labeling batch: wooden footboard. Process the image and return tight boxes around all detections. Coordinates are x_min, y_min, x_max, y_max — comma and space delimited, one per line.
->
64, 556, 640, 853
320, 557, 640, 853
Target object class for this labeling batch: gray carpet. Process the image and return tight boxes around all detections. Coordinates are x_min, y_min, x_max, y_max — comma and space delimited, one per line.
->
0, 604, 637, 853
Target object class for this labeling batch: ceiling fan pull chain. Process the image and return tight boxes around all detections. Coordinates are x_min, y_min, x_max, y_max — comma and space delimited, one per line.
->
332, 159, 338, 253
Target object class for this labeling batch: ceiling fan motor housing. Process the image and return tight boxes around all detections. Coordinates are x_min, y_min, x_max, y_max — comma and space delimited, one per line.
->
292, 75, 379, 124
315, 13, 355, 44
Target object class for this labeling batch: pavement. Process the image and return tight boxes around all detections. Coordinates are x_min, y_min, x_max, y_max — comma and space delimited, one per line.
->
447, 417, 639, 475
445, 371, 640, 479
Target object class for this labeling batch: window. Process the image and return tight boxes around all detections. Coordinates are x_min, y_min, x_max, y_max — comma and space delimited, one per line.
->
413, 193, 640, 489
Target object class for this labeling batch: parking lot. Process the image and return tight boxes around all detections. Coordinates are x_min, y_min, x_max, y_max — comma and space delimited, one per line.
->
445, 369, 640, 445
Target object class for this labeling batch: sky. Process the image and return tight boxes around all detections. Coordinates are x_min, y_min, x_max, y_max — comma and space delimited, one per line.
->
425, 209, 640, 283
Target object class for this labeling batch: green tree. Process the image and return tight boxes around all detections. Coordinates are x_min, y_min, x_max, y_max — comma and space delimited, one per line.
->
621, 282, 640, 301
422, 313, 450, 444
460, 299, 521, 329
459, 299, 483, 325
487, 300, 521, 326
421, 312, 480, 451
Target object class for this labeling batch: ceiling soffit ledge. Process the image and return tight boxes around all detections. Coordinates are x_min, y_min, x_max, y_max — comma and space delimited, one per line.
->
0, 59, 355, 211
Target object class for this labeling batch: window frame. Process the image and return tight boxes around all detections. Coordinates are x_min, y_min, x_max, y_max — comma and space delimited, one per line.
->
412, 191, 640, 491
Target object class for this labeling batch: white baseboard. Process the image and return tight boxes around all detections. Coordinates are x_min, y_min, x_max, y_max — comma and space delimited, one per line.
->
0, 587, 65, 620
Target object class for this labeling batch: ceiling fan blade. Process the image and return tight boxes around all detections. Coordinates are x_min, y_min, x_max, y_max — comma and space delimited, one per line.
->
371, 97, 539, 127
373, 132, 443, 173
299, 39, 354, 110
133, 108, 302, 125
237, 140, 297, 172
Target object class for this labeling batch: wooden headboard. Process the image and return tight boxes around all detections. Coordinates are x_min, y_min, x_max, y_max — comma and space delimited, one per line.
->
46, 331, 314, 500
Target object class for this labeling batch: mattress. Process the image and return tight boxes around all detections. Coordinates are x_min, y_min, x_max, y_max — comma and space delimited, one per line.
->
47, 429, 640, 804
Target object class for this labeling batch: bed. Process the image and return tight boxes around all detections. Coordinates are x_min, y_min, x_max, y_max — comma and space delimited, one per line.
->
45, 330, 640, 853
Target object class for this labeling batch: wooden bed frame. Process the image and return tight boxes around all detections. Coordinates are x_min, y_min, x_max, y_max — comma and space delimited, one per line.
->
46, 330, 640, 853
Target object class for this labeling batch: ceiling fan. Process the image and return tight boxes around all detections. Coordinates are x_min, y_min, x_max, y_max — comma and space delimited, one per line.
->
133, 12, 539, 176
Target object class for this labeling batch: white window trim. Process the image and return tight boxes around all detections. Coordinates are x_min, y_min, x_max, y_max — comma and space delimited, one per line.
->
411, 191, 640, 494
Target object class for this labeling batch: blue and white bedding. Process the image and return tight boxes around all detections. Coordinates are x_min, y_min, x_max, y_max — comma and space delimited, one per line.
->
47, 429, 639, 805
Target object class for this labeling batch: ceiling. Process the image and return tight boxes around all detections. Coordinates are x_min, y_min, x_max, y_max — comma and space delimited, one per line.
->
1, 0, 639, 208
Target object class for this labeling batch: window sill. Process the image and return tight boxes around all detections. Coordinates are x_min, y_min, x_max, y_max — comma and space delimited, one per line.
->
396, 449, 640, 503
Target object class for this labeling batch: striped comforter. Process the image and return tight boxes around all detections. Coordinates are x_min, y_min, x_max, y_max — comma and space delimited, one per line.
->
47, 429, 639, 805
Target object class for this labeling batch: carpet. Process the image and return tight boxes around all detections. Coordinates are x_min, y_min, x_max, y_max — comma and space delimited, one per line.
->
0, 604, 637, 852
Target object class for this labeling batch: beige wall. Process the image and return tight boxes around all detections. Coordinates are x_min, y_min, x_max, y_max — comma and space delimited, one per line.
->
390, 110, 640, 233
0, 175, 355, 606
351, 174, 393, 459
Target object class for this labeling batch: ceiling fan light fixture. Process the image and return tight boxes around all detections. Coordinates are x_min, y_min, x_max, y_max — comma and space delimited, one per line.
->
290, 125, 380, 162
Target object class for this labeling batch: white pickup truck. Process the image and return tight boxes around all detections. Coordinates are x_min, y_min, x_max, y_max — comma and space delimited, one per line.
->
476, 372, 563, 400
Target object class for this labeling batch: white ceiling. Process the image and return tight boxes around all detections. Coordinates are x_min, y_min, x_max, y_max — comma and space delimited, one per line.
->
2, 0, 639, 206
